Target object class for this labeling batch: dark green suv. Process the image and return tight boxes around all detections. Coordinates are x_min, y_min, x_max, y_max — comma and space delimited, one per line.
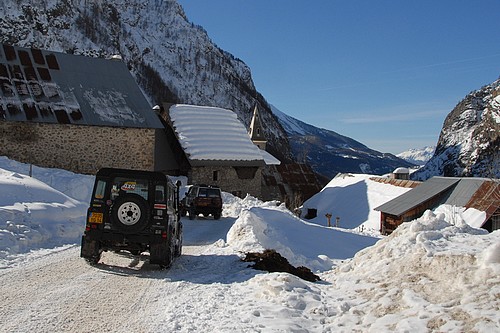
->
80, 168, 183, 268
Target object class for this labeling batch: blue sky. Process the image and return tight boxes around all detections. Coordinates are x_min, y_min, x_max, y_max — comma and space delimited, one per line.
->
178, 0, 500, 154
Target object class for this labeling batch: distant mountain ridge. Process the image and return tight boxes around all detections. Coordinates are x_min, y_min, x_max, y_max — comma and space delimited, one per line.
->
1, 0, 416, 180
272, 106, 415, 179
412, 77, 500, 180
396, 146, 435, 166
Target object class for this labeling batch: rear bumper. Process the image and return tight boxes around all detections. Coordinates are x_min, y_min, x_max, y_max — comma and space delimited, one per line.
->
192, 206, 222, 215
83, 229, 168, 247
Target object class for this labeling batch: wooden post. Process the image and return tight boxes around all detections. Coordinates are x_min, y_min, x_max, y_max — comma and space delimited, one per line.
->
325, 213, 332, 227
335, 216, 340, 228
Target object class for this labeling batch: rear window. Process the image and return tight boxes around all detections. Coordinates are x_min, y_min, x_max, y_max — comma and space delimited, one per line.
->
198, 187, 220, 198
111, 177, 149, 201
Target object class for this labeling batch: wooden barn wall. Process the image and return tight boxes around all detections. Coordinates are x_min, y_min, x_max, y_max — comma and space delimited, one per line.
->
381, 193, 450, 234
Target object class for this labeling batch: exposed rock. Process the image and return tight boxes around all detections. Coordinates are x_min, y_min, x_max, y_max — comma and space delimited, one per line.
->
243, 249, 320, 282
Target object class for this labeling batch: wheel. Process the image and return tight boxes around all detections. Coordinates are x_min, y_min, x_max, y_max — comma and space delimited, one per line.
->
213, 212, 221, 220
81, 236, 102, 265
111, 194, 149, 233
188, 208, 196, 220
174, 225, 183, 257
150, 239, 173, 268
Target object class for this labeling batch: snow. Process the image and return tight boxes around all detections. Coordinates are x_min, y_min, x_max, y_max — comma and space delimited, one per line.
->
397, 146, 435, 165
270, 104, 306, 135
169, 104, 266, 162
0, 157, 499, 332
83, 89, 146, 125
301, 173, 413, 233
393, 166, 409, 174
491, 95, 500, 123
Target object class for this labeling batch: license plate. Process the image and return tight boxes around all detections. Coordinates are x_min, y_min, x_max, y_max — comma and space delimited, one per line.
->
88, 212, 103, 223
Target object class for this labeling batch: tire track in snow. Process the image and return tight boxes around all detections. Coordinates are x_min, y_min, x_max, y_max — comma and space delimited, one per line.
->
0, 247, 171, 333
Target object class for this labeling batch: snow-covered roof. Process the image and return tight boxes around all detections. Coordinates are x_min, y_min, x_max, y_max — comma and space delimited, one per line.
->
0, 44, 162, 129
260, 149, 281, 165
392, 167, 409, 174
169, 104, 269, 166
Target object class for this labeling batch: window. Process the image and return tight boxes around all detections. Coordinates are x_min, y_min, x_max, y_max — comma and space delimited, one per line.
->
155, 185, 165, 202
94, 180, 106, 199
492, 213, 500, 231
207, 188, 221, 197
111, 177, 149, 200
213, 170, 219, 181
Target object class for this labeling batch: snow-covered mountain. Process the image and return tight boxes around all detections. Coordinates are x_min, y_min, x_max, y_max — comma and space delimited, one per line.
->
0, 0, 417, 179
412, 77, 500, 180
396, 146, 435, 165
272, 105, 414, 179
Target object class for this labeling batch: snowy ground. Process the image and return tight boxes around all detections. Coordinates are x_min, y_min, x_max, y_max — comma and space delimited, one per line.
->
301, 173, 413, 233
0, 157, 499, 332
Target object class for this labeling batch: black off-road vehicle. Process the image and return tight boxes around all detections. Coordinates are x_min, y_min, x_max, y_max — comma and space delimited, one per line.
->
80, 168, 183, 268
182, 185, 223, 220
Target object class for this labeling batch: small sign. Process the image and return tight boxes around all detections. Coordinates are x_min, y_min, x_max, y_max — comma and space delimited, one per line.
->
121, 182, 136, 191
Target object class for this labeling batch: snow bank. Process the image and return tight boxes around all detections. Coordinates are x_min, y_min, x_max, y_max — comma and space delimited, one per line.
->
320, 210, 500, 332
0, 156, 95, 202
0, 160, 91, 267
222, 192, 279, 218
226, 203, 380, 272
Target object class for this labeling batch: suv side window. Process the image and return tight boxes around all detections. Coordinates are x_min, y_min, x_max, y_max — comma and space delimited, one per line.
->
155, 184, 165, 202
94, 180, 106, 200
188, 186, 197, 198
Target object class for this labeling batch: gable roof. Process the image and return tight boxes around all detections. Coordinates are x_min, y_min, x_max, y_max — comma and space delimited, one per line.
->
0, 44, 162, 129
375, 177, 500, 220
168, 104, 266, 167
374, 177, 460, 216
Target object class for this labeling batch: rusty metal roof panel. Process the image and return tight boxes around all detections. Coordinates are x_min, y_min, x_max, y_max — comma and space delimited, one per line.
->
466, 181, 500, 213
0, 44, 162, 129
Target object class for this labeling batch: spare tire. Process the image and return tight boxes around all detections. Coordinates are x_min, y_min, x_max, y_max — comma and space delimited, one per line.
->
111, 194, 149, 233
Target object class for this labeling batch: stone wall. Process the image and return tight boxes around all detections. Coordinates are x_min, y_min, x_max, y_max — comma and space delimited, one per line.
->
189, 165, 262, 198
0, 121, 156, 174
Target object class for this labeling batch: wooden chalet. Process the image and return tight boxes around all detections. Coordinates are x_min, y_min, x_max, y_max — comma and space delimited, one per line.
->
375, 177, 500, 234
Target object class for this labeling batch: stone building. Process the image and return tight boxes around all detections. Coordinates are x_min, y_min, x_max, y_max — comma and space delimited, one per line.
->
159, 104, 280, 198
0, 44, 320, 202
0, 44, 177, 174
